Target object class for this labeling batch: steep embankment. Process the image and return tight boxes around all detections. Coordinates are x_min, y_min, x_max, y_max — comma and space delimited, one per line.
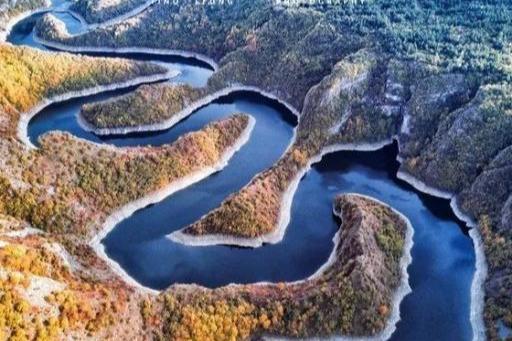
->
0, 40, 260, 339
142, 194, 412, 340
12, 0, 512, 337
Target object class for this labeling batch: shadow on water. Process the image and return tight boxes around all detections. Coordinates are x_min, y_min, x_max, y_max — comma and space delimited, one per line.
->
8, 8, 476, 341
28, 89, 297, 147
314, 145, 474, 341
7, 13, 214, 86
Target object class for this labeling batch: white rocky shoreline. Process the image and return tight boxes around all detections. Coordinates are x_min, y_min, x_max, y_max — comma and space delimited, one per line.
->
166, 84, 301, 247
398, 167, 488, 341
394, 148, 487, 341
34, 32, 219, 71
317, 140, 487, 341
17, 68, 179, 149
2, 4, 218, 70
89, 115, 256, 294
4, 5, 487, 339
171, 133, 487, 341
8, 47, 487, 340
78, 84, 300, 135
169, 193, 414, 341
68, 79, 305, 248
263, 193, 414, 341
168, 139, 394, 248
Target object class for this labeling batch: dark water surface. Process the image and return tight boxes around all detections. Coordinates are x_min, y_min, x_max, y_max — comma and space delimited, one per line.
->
7, 8, 476, 341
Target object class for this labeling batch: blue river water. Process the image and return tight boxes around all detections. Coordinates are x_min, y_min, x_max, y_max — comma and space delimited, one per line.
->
6, 8, 476, 341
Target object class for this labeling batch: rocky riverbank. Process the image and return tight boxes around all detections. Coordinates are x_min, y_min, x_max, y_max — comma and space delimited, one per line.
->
145, 194, 412, 340
4, 0, 512, 338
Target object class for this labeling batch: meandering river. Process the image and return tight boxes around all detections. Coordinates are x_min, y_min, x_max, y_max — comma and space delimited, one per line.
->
7, 7, 476, 340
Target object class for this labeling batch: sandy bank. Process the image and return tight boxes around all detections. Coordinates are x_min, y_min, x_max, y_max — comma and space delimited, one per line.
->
2, 226, 43, 237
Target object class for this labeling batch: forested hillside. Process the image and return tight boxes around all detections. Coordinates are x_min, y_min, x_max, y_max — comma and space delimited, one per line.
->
0, 44, 166, 136
34, 1, 512, 338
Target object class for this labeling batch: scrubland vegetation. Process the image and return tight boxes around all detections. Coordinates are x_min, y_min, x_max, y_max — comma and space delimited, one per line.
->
0, 44, 166, 137
36, 0, 512, 105
0, 150, 407, 340
3, 0, 512, 338
146, 194, 407, 340
0, 224, 140, 340
181, 49, 396, 239
0, 113, 250, 236
64, 5, 511, 331
0, 110, 253, 339
395, 80, 512, 339
81, 83, 204, 129
0, 41, 257, 339
0, 104, 252, 339
183, 144, 310, 238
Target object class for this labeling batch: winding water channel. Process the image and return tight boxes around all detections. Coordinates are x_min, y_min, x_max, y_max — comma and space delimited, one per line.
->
7, 7, 477, 340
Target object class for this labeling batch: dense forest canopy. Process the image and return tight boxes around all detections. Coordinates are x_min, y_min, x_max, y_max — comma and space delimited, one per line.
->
1, 0, 511, 339
305, 0, 512, 84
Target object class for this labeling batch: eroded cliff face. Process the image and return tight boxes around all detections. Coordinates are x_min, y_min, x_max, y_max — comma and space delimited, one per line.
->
212, 47, 512, 336
460, 145, 512, 235
336, 59, 512, 337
